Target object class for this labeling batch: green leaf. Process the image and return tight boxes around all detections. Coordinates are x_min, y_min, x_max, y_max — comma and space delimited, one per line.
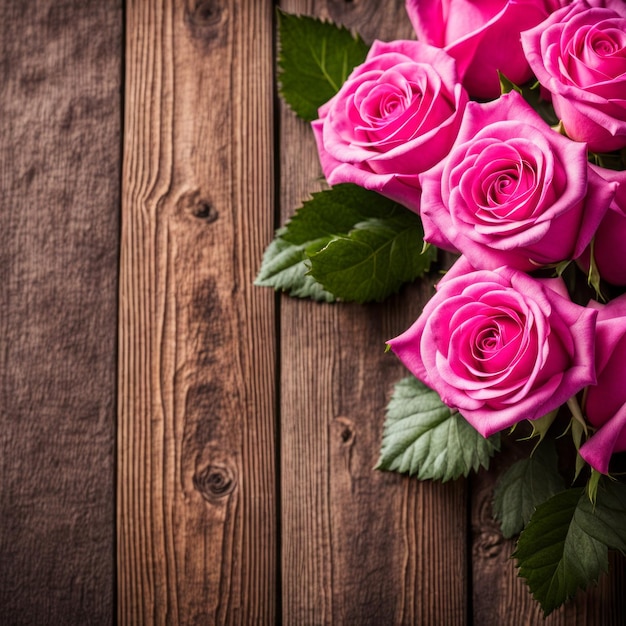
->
586, 469, 602, 507
577, 479, 626, 553
499, 71, 523, 96
586, 238, 605, 302
277, 10, 369, 121
376, 377, 500, 482
515, 488, 608, 616
571, 416, 587, 482
257, 184, 436, 303
499, 73, 559, 127
254, 232, 335, 302
493, 441, 565, 538
307, 186, 437, 303
588, 147, 626, 171
526, 409, 558, 444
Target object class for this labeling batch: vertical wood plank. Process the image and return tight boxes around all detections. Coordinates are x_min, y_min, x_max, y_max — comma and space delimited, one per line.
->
118, 0, 277, 623
0, 1, 121, 624
278, 2, 468, 624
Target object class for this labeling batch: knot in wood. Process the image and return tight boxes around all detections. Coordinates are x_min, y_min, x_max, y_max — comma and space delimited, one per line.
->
193, 464, 236, 501
185, 0, 226, 41
473, 531, 504, 559
192, 200, 218, 222
334, 416, 355, 446
177, 190, 219, 223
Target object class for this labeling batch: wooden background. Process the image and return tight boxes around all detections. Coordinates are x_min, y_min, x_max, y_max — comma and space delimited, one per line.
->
1, 0, 624, 624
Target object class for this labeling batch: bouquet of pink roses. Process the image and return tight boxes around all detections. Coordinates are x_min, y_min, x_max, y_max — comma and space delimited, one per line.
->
257, 0, 626, 614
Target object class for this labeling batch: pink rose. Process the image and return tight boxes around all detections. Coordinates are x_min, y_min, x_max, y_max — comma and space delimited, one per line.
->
388, 257, 598, 437
521, 2, 626, 152
579, 166, 626, 285
405, 0, 557, 99
418, 91, 615, 271
582, 0, 626, 16
579, 295, 626, 474
312, 40, 468, 214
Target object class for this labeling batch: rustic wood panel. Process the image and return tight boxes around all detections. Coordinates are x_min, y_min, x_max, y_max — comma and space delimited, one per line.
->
118, 0, 277, 623
4, 1, 626, 624
0, 1, 121, 624
278, 2, 468, 624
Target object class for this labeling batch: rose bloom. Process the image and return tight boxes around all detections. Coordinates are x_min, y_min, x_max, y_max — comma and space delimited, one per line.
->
418, 91, 615, 271
580, 295, 626, 474
521, 2, 626, 152
579, 166, 626, 285
388, 258, 598, 437
405, 0, 560, 99
585, 0, 626, 12
312, 40, 468, 214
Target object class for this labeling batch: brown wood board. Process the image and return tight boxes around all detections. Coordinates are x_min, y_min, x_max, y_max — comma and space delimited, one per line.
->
118, 0, 277, 623
0, 1, 121, 623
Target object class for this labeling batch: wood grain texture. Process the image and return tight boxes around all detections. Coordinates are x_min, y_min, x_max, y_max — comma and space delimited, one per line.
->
0, 1, 121, 624
5, 1, 625, 623
278, 2, 468, 624
118, 0, 277, 623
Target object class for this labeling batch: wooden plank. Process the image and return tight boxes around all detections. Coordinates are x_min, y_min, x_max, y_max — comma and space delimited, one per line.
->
118, 0, 277, 623
0, 1, 121, 623
278, 2, 468, 624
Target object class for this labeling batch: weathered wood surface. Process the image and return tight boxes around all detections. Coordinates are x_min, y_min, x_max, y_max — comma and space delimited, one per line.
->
118, 0, 277, 623
0, 1, 121, 624
3, 1, 626, 625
